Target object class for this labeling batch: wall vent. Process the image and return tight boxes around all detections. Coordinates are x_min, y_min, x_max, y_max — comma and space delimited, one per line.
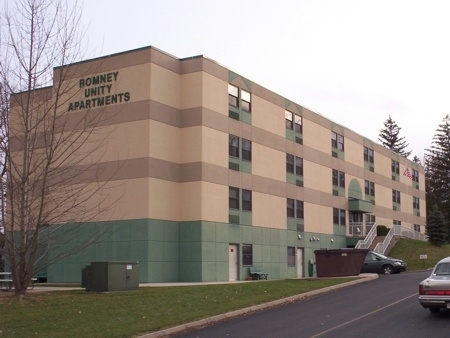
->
229, 215, 240, 224
332, 189, 339, 196
229, 111, 240, 120
296, 180, 303, 187
229, 162, 240, 171
295, 137, 303, 145
332, 151, 338, 158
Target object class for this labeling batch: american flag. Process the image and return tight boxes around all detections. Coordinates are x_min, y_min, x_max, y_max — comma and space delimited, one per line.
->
403, 167, 413, 180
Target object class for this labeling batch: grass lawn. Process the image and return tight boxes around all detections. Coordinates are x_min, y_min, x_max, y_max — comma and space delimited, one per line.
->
0, 278, 358, 337
1, 238, 448, 337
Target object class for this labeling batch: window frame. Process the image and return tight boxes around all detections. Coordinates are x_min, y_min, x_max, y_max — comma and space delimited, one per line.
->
242, 244, 253, 266
391, 160, 400, 174
365, 180, 375, 197
229, 187, 239, 210
287, 247, 295, 267
332, 131, 344, 151
242, 189, 252, 211
364, 146, 374, 163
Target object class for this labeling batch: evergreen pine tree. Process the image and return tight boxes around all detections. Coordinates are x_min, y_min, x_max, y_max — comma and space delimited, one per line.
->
425, 205, 447, 246
378, 115, 412, 157
425, 114, 450, 240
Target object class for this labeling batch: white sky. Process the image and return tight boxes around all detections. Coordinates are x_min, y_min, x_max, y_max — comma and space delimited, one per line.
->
80, 0, 450, 161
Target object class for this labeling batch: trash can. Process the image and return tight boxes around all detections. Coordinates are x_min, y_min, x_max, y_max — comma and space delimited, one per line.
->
314, 249, 368, 277
82, 261, 139, 292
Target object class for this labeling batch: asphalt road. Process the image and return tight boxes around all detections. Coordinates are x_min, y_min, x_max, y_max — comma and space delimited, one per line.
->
172, 271, 450, 338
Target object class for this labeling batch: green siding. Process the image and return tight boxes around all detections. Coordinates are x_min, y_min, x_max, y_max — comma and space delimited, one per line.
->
41, 219, 349, 283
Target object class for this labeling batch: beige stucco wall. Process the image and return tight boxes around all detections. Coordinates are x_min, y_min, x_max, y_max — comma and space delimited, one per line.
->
345, 138, 363, 167
150, 121, 180, 163
302, 120, 331, 154
304, 203, 333, 234
252, 96, 285, 137
304, 161, 330, 193
252, 193, 286, 229
252, 144, 285, 180
150, 64, 180, 109
179, 182, 228, 222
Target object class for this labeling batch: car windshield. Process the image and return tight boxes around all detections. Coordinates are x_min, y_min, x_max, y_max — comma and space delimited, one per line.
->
435, 263, 450, 275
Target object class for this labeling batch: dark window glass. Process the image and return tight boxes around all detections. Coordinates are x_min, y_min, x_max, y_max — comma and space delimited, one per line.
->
295, 115, 302, 134
242, 189, 252, 211
287, 247, 295, 267
391, 160, 399, 174
228, 84, 239, 107
229, 187, 239, 209
339, 171, 345, 188
413, 169, 419, 183
242, 139, 252, 161
296, 157, 303, 176
364, 147, 374, 163
296, 200, 304, 219
333, 208, 339, 224
242, 244, 253, 266
332, 169, 338, 186
241, 90, 251, 112
365, 180, 375, 196
340, 209, 346, 226
392, 190, 401, 204
413, 197, 420, 209
331, 132, 337, 148
286, 154, 294, 173
287, 198, 295, 218
285, 111, 293, 130
337, 134, 344, 151
229, 135, 239, 158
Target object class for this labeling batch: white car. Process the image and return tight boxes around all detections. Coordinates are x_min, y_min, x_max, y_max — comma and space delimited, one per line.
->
419, 256, 450, 313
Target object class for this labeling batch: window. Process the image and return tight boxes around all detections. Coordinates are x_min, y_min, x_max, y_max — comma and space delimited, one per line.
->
296, 157, 303, 176
365, 214, 376, 224
242, 139, 252, 161
286, 154, 303, 176
241, 89, 251, 112
392, 190, 401, 204
286, 154, 294, 173
296, 200, 304, 219
332, 169, 345, 188
229, 135, 251, 162
413, 196, 420, 210
229, 84, 251, 113
287, 199, 304, 219
393, 220, 401, 225
295, 115, 302, 134
412, 169, 419, 183
364, 146, 374, 163
287, 198, 295, 218
331, 131, 344, 151
287, 247, 295, 267
242, 244, 253, 266
229, 135, 239, 158
365, 180, 375, 197
286, 110, 302, 133
391, 160, 399, 174
285, 110, 293, 130
414, 224, 420, 232
230, 187, 252, 212
229, 187, 239, 209
242, 189, 252, 211
333, 208, 346, 226
228, 84, 239, 107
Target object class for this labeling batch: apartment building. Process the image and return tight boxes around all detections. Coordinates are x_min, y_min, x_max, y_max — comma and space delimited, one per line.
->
12, 46, 425, 283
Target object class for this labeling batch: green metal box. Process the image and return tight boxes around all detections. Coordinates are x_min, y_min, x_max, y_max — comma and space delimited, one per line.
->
83, 261, 139, 292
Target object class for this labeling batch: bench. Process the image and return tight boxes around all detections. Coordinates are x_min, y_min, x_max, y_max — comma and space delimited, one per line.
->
249, 267, 268, 280
0, 273, 37, 291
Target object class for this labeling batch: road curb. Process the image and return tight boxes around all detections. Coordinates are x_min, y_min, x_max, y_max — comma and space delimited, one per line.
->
138, 274, 378, 338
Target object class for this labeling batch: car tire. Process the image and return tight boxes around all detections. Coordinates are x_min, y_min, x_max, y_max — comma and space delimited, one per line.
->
429, 307, 440, 314
382, 265, 393, 275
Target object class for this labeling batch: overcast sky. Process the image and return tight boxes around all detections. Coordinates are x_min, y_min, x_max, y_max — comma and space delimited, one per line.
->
79, 0, 450, 161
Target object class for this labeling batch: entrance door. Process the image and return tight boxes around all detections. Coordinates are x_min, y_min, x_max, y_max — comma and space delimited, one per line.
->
296, 248, 304, 278
229, 244, 238, 281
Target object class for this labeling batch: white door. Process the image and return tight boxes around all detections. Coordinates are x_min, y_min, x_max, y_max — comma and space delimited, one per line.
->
296, 248, 304, 278
229, 244, 238, 281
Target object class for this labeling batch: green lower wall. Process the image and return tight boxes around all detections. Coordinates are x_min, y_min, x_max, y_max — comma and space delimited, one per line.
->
44, 219, 349, 283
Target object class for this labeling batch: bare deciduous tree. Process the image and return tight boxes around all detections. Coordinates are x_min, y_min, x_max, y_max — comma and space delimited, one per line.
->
0, 0, 119, 296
